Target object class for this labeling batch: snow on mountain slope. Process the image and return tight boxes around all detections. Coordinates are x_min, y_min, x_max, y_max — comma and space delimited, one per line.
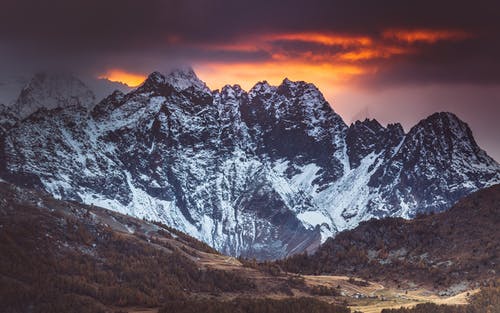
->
165, 67, 212, 94
1, 68, 499, 259
12, 72, 96, 118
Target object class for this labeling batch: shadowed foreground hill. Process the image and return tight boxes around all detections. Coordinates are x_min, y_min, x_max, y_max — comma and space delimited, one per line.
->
0, 182, 349, 313
280, 184, 500, 289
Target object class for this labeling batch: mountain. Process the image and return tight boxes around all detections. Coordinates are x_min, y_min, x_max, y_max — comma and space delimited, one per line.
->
280, 184, 500, 291
12, 72, 96, 118
0, 68, 499, 259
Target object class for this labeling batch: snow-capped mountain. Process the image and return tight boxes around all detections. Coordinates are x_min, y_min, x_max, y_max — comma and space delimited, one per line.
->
12, 72, 96, 118
1, 68, 499, 259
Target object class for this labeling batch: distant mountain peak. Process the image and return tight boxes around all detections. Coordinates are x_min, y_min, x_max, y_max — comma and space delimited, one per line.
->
408, 111, 476, 147
13, 72, 96, 118
351, 118, 384, 131
165, 67, 211, 93
414, 111, 468, 133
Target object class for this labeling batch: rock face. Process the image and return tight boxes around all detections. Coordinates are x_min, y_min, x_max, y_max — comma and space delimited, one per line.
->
1, 69, 499, 259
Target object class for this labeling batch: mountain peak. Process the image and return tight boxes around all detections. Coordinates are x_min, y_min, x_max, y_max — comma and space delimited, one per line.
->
277, 78, 324, 102
351, 118, 384, 131
13, 72, 96, 118
134, 71, 172, 95
423, 111, 462, 125
280, 77, 308, 89
146, 71, 166, 84
249, 81, 276, 96
411, 111, 472, 140
165, 67, 211, 93
397, 111, 499, 189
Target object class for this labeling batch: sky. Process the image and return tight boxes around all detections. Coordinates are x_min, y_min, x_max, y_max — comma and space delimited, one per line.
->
0, 0, 499, 160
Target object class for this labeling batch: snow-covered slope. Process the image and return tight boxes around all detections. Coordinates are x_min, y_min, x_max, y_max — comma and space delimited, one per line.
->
1, 69, 499, 259
12, 72, 96, 118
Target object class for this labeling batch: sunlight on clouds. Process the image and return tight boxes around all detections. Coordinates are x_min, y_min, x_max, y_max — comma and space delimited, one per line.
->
97, 29, 472, 97
264, 32, 373, 47
193, 28, 472, 92
194, 62, 368, 92
98, 69, 146, 87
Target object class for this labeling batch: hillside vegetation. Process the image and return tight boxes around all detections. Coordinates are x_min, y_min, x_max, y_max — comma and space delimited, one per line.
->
0, 182, 352, 313
280, 184, 500, 289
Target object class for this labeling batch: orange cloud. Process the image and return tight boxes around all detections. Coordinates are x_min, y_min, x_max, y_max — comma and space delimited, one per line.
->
100, 29, 471, 95
382, 29, 471, 43
339, 45, 411, 61
99, 69, 146, 87
264, 32, 373, 47
190, 29, 472, 91
194, 61, 368, 92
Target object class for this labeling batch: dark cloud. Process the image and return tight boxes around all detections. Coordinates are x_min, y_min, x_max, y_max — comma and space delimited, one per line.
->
1, 0, 499, 159
354, 35, 500, 87
1, 0, 500, 83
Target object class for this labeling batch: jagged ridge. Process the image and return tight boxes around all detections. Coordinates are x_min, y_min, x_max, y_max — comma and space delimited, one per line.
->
0, 68, 499, 259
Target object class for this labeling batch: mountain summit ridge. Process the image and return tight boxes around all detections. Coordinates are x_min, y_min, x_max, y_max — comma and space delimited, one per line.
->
0, 70, 499, 259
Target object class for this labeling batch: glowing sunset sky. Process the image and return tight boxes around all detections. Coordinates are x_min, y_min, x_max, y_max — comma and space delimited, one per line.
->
1, 0, 499, 160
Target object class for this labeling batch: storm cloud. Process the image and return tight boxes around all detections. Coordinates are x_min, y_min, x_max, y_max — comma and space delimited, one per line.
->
0, 0, 499, 82
1, 0, 499, 160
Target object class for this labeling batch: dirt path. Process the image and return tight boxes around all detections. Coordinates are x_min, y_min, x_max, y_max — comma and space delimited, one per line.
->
349, 288, 479, 313
303, 275, 385, 296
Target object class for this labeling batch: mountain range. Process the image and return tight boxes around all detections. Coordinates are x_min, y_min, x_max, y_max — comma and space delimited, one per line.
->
0, 69, 499, 259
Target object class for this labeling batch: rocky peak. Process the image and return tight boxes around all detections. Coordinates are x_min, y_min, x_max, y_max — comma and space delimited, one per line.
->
135, 71, 168, 94
386, 122, 405, 137
221, 84, 244, 97
13, 72, 96, 119
249, 81, 276, 98
405, 112, 483, 161
277, 78, 321, 99
165, 67, 211, 94
346, 118, 403, 168
412, 112, 468, 135
351, 118, 384, 132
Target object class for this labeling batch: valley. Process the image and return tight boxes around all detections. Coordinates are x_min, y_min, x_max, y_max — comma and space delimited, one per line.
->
2, 1, 500, 312
1, 180, 494, 313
